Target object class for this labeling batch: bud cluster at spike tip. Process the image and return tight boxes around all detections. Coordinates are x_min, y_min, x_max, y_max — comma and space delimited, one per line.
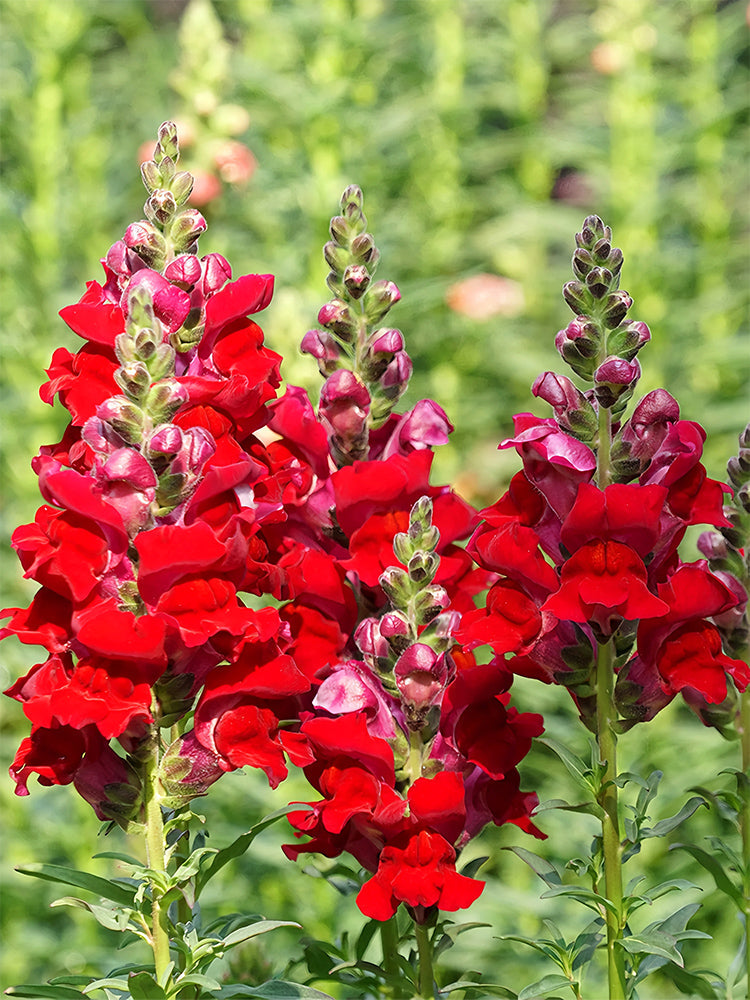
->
460, 218, 748, 732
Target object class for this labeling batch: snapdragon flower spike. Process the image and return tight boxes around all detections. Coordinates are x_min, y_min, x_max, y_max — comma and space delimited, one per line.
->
2, 123, 310, 823
462, 218, 746, 728
302, 186, 414, 463
284, 497, 544, 923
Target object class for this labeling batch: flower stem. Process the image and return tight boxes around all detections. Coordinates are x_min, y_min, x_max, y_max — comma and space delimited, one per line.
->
143, 724, 171, 980
380, 916, 400, 987
414, 919, 435, 998
596, 637, 626, 1000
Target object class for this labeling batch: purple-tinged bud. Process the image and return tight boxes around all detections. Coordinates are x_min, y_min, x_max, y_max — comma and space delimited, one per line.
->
319, 369, 370, 463
593, 356, 641, 409
363, 280, 401, 324
156, 121, 179, 162
145, 189, 177, 226
72, 734, 142, 827
343, 263, 371, 298
318, 299, 357, 340
159, 730, 225, 808
300, 329, 341, 375
165, 254, 202, 289
615, 389, 680, 475
114, 361, 151, 401
394, 643, 448, 714
380, 611, 412, 640
168, 426, 216, 475
572, 247, 595, 279
170, 209, 207, 251
100, 447, 157, 492
377, 352, 413, 404
562, 280, 589, 315
697, 529, 729, 562
323, 241, 350, 272
379, 565, 412, 606
555, 316, 601, 380
202, 253, 232, 295
585, 266, 614, 299
606, 318, 650, 357
532, 371, 598, 442
576, 215, 611, 249
354, 617, 391, 662
124, 221, 167, 269
601, 290, 633, 329
380, 399, 453, 459
144, 380, 188, 422
329, 215, 351, 245
370, 328, 404, 354
97, 397, 146, 444
412, 584, 451, 625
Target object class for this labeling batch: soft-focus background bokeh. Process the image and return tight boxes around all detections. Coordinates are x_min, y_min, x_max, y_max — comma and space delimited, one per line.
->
1, 0, 748, 995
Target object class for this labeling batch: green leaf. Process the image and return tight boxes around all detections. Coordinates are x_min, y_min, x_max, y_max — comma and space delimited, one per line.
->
518, 973, 575, 999
6, 987, 87, 999
504, 847, 562, 888
355, 918, 379, 961
222, 919, 300, 949
641, 796, 707, 838
439, 983, 517, 998
669, 843, 743, 907
460, 855, 489, 878
15, 863, 136, 906
537, 738, 592, 788
435, 921, 491, 960
657, 965, 721, 999
92, 851, 143, 867
533, 798, 604, 819
619, 931, 684, 966
214, 987, 334, 1000
194, 806, 299, 897
49, 895, 133, 931
540, 885, 620, 918
128, 971, 167, 999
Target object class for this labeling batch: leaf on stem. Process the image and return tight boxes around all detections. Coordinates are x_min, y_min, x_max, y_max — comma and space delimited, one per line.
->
15, 863, 136, 906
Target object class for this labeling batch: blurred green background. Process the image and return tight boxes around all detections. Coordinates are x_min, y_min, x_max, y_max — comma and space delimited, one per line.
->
1, 0, 748, 996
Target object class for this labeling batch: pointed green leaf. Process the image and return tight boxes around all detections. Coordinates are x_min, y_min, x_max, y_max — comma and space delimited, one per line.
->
439, 983, 517, 998
222, 919, 299, 948
534, 798, 604, 819
540, 885, 620, 918
670, 843, 743, 907
15, 863, 136, 906
49, 895, 132, 931
6, 987, 87, 999
504, 846, 562, 887
619, 932, 684, 966
537, 738, 592, 786
642, 796, 707, 838
657, 965, 720, 999
518, 973, 575, 999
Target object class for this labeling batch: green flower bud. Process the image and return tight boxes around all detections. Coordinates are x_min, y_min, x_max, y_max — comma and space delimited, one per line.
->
114, 361, 151, 401
170, 170, 194, 206
140, 160, 162, 193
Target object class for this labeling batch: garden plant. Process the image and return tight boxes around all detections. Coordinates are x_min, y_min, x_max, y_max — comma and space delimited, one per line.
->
2, 115, 748, 1000
1, 3, 749, 1000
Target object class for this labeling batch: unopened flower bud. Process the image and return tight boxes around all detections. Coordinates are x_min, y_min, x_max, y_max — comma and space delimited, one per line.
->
572, 248, 595, 279
394, 643, 448, 714
379, 565, 412, 606
407, 550, 440, 584
318, 299, 357, 340
159, 731, 224, 808
114, 361, 151, 401
576, 215, 611, 250
412, 585, 451, 624
201, 253, 232, 294
170, 209, 207, 252
165, 254, 202, 289
170, 170, 194, 206
532, 371, 598, 441
319, 369, 370, 463
140, 159, 162, 192
97, 397, 146, 444
300, 329, 342, 375
555, 316, 601, 380
363, 280, 401, 324
593, 356, 641, 410
606, 319, 650, 357
343, 263, 371, 298
601, 290, 633, 329
585, 266, 614, 299
329, 214, 351, 245
323, 241, 351, 272
145, 189, 177, 226
124, 221, 167, 269
144, 379, 188, 422
562, 280, 590, 315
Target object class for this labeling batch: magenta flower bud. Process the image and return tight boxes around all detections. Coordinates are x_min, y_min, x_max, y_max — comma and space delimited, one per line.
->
378, 352, 413, 403
148, 424, 184, 458
201, 253, 232, 294
318, 299, 356, 340
343, 263, 371, 298
380, 400, 454, 460
124, 221, 167, 269
101, 448, 158, 491
165, 254, 202, 289
697, 529, 729, 562
593, 356, 641, 409
394, 643, 448, 714
319, 370, 370, 463
300, 329, 341, 375
354, 617, 392, 662
159, 730, 225, 808
363, 280, 401, 324
412, 585, 451, 625
601, 290, 634, 329
532, 372, 598, 441
555, 316, 600, 380
369, 328, 404, 354
73, 734, 142, 826
379, 611, 411, 638
182, 425, 216, 469
170, 208, 207, 251
97, 397, 146, 444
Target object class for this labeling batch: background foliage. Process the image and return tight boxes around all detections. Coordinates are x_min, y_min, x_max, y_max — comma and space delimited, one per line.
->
1, 0, 748, 995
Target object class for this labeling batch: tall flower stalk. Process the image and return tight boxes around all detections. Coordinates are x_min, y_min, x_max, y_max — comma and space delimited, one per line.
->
461, 216, 748, 998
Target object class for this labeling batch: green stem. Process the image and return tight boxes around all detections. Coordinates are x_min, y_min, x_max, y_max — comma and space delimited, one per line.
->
414, 919, 435, 998
143, 725, 171, 981
596, 637, 627, 1000
380, 916, 400, 987
739, 688, 750, 999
